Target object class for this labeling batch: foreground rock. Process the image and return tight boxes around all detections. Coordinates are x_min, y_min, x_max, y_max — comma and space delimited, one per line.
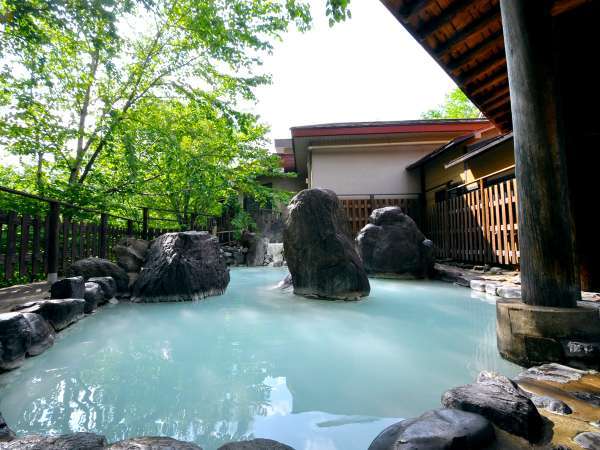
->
70, 258, 129, 293
50, 276, 85, 299
574, 432, 600, 449
132, 231, 229, 302
356, 207, 434, 277
109, 436, 202, 449
0, 413, 15, 442
283, 189, 370, 300
0, 312, 55, 371
0, 432, 107, 449
441, 371, 544, 442
84, 282, 104, 313
217, 439, 294, 450
368, 408, 495, 450
113, 238, 150, 273
13, 299, 85, 331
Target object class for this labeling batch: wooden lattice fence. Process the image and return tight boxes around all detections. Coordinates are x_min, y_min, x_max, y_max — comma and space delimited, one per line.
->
339, 197, 420, 236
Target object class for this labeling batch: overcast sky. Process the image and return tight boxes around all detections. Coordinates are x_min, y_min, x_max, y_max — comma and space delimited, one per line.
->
252, 0, 457, 146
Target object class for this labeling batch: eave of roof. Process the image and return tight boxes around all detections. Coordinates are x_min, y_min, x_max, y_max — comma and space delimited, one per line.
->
290, 118, 490, 138
406, 132, 475, 170
444, 132, 513, 168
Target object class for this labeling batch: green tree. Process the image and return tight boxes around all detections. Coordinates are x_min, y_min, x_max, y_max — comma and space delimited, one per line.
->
0, 0, 351, 214
421, 87, 481, 119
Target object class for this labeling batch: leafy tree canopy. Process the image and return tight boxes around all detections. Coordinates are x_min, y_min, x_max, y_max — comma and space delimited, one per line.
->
421, 87, 481, 120
0, 0, 351, 226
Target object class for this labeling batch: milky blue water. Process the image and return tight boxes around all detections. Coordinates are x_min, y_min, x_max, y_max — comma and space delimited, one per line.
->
0, 268, 519, 449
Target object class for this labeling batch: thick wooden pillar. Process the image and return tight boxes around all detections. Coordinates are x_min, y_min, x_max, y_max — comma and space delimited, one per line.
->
500, 0, 579, 307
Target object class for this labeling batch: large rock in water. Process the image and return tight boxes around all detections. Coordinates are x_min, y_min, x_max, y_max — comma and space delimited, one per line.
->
240, 231, 268, 267
0, 412, 15, 442
13, 299, 85, 331
108, 436, 202, 449
113, 237, 150, 273
0, 312, 55, 371
368, 408, 495, 450
0, 432, 107, 449
441, 371, 544, 442
356, 207, 434, 277
70, 257, 129, 293
283, 188, 370, 300
132, 231, 229, 302
217, 439, 295, 450
50, 276, 85, 299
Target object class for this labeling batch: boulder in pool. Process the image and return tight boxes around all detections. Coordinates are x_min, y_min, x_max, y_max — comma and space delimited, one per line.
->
441, 371, 544, 442
132, 231, 229, 302
109, 436, 203, 449
0, 432, 107, 449
0, 412, 15, 442
114, 237, 150, 273
84, 282, 104, 313
240, 231, 268, 267
356, 207, 434, 277
368, 408, 495, 450
50, 276, 85, 299
0, 312, 55, 371
13, 299, 85, 331
217, 438, 295, 449
283, 188, 370, 300
70, 257, 129, 293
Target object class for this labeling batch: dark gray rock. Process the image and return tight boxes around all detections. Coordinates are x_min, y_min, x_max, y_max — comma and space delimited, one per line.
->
83, 282, 104, 313
277, 273, 293, 290
240, 231, 268, 267
13, 299, 85, 331
516, 363, 590, 384
217, 439, 294, 450
88, 277, 116, 300
530, 395, 572, 415
0, 432, 106, 449
108, 436, 202, 449
442, 371, 544, 442
574, 432, 600, 450
69, 258, 129, 293
114, 238, 150, 273
0, 312, 54, 371
283, 188, 370, 300
368, 408, 495, 450
562, 341, 600, 359
0, 412, 15, 442
50, 276, 85, 299
132, 231, 229, 302
356, 207, 434, 277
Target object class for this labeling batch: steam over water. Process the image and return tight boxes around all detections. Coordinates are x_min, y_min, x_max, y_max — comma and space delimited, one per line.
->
0, 267, 519, 449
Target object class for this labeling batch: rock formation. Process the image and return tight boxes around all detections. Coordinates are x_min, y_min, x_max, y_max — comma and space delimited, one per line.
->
0, 312, 55, 370
283, 188, 370, 300
356, 206, 434, 277
70, 258, 129, 293
132, 231, 229, 302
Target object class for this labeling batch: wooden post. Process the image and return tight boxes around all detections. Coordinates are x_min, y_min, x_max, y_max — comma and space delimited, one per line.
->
99, 213, 108, 259
127, 219, 134, 237
4, 211, 17, 280
47, 202, 59, 282
500, 0, 579, 307
142, 207, 149, 240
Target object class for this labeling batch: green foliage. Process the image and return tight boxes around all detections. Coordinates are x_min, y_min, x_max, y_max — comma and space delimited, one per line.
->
421, 87, 481, 119
230, 209, 256, 240
0, 0, 352, 223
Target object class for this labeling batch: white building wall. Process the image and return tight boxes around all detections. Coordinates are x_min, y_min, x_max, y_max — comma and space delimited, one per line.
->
310, 145, 438, 197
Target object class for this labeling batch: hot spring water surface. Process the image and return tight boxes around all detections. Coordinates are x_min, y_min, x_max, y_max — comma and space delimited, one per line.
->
0, 268, 519, 449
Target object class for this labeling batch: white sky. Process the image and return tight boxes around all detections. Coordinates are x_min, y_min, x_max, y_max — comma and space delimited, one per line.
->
253, 0, 457, 146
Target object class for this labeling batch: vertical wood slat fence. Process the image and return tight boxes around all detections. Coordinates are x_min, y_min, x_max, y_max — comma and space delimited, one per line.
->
340, 197, 420, 236
0, 211, 170, 284
428, 178, 519, 265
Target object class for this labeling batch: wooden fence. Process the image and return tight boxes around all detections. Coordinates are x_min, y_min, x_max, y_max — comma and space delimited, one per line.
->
340, 197, 420, 236
428, 178, 519, 265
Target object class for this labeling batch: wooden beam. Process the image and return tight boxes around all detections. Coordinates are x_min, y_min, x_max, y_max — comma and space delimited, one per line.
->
416, 0, 482, 37
551, 0, 591, 16
446, 31, 504, 71
470, 72, 508, 97
458, 53, 506, 85
435, 8, 501, 59
479, 85, 511, 108
483, 94, 511, 115
399, 0, 433, 20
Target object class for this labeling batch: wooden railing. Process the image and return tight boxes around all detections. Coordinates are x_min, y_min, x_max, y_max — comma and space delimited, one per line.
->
428, 178, 519, 265
339, 196, 420, 236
